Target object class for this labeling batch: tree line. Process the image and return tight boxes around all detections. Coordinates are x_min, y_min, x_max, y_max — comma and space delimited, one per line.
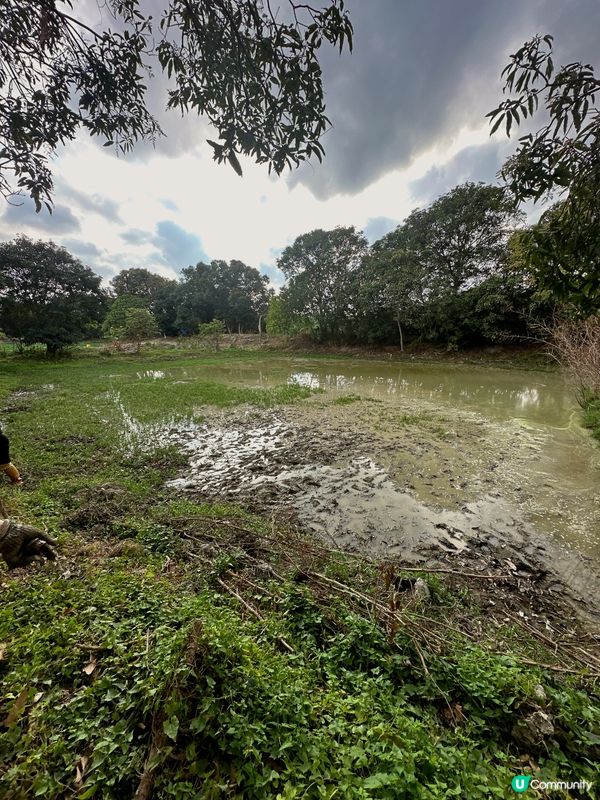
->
0, 172, 590, 355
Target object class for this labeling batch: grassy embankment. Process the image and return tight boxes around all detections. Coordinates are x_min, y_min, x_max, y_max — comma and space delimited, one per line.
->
582, 395, 600, 442
0, 348, 598, 799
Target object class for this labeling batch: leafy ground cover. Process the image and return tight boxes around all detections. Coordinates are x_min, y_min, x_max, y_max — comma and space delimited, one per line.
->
582, 395, 600, 443
0, 349, 598, 799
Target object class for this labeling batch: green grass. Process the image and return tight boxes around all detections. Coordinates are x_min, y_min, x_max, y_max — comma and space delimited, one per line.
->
0, 350, 598, 799
582, 394, 600, 442
332, 394, 362, 406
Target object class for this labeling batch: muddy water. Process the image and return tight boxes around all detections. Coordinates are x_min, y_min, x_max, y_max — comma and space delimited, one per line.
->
157, 358, 597, 544
120, 357, 599, 608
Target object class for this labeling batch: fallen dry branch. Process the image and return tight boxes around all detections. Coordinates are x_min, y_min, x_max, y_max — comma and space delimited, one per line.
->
217, 576, 295, 654
173, 513, 600, 678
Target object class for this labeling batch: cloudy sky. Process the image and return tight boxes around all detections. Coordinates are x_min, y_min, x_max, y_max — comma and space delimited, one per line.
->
1, 0, 599, 288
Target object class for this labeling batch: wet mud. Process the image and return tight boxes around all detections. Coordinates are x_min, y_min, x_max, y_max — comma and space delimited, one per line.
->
108, 386, 600, 624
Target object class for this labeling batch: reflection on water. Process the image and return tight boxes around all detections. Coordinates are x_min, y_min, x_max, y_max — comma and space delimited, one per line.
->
136, 370, 166, 379
111, 356, 598, 559
287, 365, 564, 426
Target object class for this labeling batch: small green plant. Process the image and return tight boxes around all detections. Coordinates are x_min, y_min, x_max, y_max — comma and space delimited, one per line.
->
197, 319, 226, 351
333, 394, 362, 405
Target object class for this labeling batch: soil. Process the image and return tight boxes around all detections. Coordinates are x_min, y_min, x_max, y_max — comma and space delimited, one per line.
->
132, 393, 600, 628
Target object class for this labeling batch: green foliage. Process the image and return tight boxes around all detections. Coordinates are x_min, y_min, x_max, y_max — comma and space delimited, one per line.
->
515, 204, 600, 314
277, 227, 369, 342
581, 394, 600, 442
110, 268, 174, 300
196, 319, 226, 351
355, 184, 534, 348
332, 394, 362, 405
0, 351, 598, 798
0, 236, 108, 355
102, 295, 149, 339
119, 308, 161, 351
176, 261, 271, 335
265, 295, 314, 337
489, 35, 600, 314
0, 0, 353, 210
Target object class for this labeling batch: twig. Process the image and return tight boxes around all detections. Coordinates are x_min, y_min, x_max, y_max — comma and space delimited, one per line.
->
217, 577, 294, 653
388, 566, 513, 580
515, 657, 600, 677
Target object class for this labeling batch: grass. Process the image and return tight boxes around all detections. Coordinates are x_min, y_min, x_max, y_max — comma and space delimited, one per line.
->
582, 394, 600, 442
0, 349, 598, 799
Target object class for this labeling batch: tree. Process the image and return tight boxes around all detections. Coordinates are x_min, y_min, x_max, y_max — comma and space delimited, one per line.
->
119, 308, 160, 352
376, 183, 522, 297
363, 184, 522, 345
153, 281, 182, 337
197, 319, 226, 351
110, 268, 174, 300
102, 295, 149, 338
356, 248, 428, 349
265, 293, 314, 337
0, 0, 353, 210
488, 35, 600, 313
0, 236, 107, 355
176, 259, 270, 333
277, 227, 369, 341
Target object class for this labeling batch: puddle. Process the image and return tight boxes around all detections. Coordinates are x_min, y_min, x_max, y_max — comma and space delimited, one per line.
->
104, 390, 196, 453
136, 370, 166, 379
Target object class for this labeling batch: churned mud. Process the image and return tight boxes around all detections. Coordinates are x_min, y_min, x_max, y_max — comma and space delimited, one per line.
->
106, 385, 600, 624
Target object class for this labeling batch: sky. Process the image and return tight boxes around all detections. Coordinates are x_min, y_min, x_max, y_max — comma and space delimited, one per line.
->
1, 0, 599, 289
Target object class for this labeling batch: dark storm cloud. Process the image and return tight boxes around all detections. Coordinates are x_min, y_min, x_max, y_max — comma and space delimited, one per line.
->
152, 220, 209, 269
1, 197, 80, 235
363, 216, 400, 244
75, 0, 600, 194
288, 0, 600, 199
408, 140, 508, 204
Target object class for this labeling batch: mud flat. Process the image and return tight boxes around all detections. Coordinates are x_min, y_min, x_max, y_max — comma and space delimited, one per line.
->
120, 387, 598, 626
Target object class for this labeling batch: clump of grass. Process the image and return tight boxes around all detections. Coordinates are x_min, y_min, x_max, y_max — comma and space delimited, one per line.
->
582, 394, 600, 442
332, 394, 362, 406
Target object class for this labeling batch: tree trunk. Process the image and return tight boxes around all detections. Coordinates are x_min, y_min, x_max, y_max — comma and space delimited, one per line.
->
395, 314, 404, 352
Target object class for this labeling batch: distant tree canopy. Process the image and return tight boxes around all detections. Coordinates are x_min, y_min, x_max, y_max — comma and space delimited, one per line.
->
110, 268, 174, 300
102, 295, 149, 338
489, 35, 600, 314
277, 227, 369, 341
0, 235, 107, 354
0, 0, 352, 210
372, 183, 522, 295
354, 183, 525, 346
175, 260, 271, 334
0, 179, 558, 356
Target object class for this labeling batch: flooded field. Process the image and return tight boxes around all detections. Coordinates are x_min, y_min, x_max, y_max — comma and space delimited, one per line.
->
110, 355, 600, 614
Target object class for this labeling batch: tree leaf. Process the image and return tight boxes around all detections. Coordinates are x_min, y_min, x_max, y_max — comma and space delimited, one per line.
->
163, 715, 179, 741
